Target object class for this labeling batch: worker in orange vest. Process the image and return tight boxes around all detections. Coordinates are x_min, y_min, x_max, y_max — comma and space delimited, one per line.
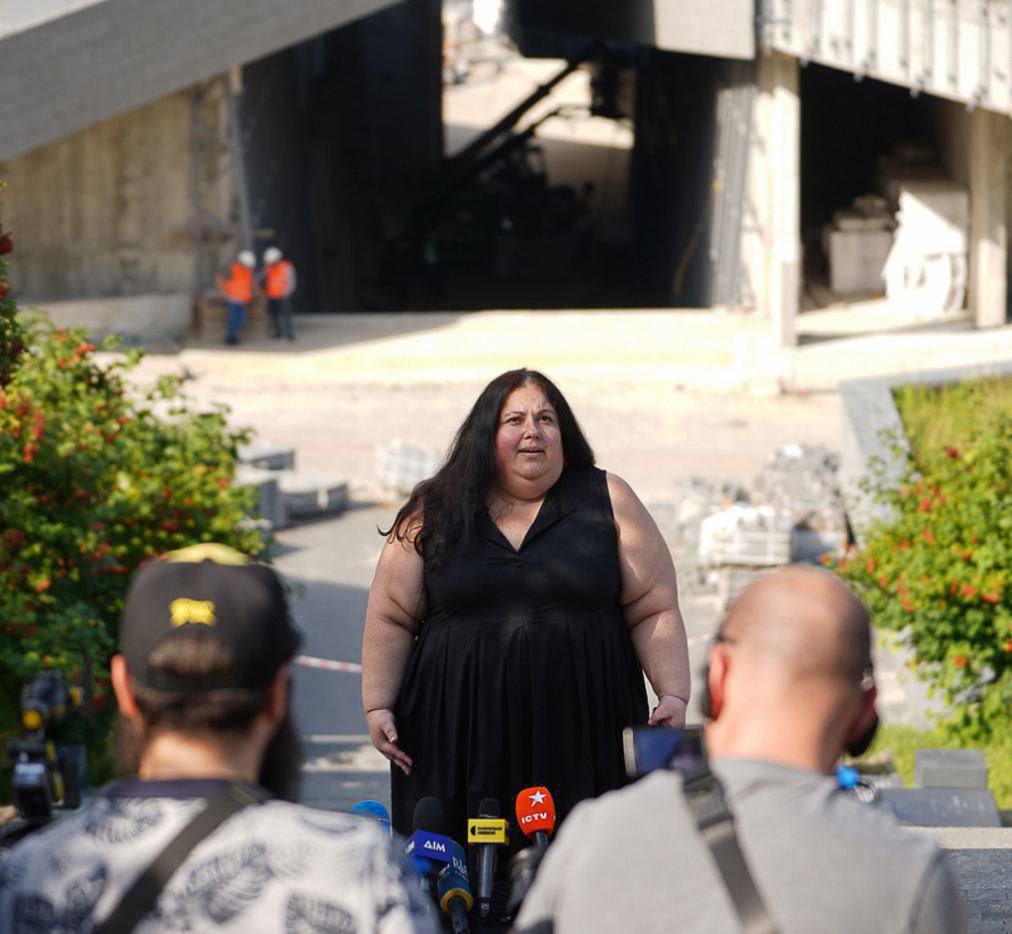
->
217, 250, 256, 345
262, 246, 297, 341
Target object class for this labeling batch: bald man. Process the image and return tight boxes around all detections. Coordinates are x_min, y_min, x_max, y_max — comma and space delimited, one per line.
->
515, 567, 965, 934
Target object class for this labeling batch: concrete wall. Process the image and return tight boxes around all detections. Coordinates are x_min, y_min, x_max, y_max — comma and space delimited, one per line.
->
0, 0, 443, 313
29, 292, 193, 345
0, 0, 402, 160
0, 91, 208, 302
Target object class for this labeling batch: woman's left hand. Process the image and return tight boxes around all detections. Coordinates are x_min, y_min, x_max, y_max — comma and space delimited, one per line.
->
648, 695, 687, 728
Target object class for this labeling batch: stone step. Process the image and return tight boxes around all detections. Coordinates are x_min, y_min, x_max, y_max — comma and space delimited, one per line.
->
878, 788, 1002, 828
277, 470, 350, 520
916, 749, 989, 790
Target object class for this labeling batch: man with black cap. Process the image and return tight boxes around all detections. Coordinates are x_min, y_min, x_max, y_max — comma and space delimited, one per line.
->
0, 544, 437, 933
515, 566, 966, 934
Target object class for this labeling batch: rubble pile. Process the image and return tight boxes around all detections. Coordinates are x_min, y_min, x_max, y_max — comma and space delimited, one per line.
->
669, 444, 848, 610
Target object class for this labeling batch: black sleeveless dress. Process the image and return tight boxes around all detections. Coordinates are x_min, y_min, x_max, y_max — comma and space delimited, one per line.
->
390, 466, 648, 846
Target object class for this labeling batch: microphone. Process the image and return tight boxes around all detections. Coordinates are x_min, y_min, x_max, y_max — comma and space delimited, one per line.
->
467, 797, 509, 919
437, 840, 473, 934
350, 799, 391, 834
405, 797, 453, 887
506, 845, 546, 918
515, 786, 556, 852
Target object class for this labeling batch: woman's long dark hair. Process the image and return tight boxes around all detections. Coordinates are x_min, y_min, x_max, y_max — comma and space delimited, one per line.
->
383, 369, 595, 566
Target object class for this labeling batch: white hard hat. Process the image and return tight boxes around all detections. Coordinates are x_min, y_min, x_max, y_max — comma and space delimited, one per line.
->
263, 246, 283, 264
238, 250, 256, 268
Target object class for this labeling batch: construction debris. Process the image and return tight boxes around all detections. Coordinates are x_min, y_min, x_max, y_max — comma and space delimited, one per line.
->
668, 444, 847, 610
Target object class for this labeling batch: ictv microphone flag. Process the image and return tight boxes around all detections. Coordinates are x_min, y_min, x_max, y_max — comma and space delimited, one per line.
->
515, 786, 556, 850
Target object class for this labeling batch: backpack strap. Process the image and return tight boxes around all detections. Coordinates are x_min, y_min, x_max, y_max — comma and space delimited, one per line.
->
93, 782, 269, 934
681, 764, 781, 934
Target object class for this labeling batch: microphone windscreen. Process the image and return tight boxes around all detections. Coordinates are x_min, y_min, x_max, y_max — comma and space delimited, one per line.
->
413, 796, 446, 834
515, 786, 556, 836
351, 799, 391, 825
478, 797, 501, 818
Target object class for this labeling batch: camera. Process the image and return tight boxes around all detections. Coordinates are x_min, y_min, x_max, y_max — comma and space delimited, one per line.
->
3, 671, 86, 843
622, 725, 706, 780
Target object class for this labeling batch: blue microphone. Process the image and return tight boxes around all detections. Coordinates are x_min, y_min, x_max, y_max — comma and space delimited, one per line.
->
406, 797, 453, 886
437, 848, 474, 933
350, 799, 391, 833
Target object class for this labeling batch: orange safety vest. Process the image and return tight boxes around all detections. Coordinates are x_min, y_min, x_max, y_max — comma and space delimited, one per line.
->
264, 259, 294, 299
222, 263, 254, 303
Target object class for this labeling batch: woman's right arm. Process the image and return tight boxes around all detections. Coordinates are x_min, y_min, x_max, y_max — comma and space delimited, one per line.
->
362, 533, 425, 775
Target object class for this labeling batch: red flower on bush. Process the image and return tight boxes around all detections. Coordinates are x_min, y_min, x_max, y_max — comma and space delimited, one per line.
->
982, 592, 1001, 605
952, 656, 968, 667
921, 528, 936, 545
865, 557, 876, 573
33, 576, 51, 593
961, 585, 978, 599
901, 597, 915, 612
878, 575, 890, 588
917, 498, 933, 512
944, 446, 961, 459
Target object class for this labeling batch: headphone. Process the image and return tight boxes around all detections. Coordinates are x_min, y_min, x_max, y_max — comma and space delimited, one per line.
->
698, 633, 879, 758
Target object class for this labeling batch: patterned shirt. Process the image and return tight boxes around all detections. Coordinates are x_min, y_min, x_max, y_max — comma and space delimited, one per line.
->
0, 779, 439, 933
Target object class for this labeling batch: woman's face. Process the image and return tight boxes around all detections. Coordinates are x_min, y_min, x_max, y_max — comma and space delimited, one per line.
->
495, 382, 564, 493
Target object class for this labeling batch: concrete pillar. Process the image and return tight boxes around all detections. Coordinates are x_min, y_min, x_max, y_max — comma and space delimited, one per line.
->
743, 52, 800, 347
969, 110, 1008, 329
765, 53, 800, 348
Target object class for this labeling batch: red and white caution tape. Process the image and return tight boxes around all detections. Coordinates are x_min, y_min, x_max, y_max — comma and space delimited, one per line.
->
295, 654, 362, 674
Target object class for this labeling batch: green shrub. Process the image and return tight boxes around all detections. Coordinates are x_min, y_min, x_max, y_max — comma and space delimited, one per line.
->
0, 207, 266, 792
0, 181, 24, 387
834, 380, 1012, 736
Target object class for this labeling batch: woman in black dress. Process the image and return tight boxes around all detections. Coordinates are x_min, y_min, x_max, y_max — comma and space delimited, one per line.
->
362, 369, 690, 845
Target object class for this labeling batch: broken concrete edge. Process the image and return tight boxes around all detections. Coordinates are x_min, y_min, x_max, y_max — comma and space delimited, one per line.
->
838, 358, 1012, 546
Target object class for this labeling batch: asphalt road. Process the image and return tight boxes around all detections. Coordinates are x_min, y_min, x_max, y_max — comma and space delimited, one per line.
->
275, 503, 398, 813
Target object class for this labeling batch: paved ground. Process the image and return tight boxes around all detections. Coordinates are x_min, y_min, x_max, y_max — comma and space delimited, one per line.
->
110, 309, 1012, 809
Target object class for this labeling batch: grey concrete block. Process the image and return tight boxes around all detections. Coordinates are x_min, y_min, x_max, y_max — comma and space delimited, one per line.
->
916, 749, 990, 790
278, 471, 349, 520
235, 465, 285, 531
239, 440, 296, 472
878, 788, 1002, 828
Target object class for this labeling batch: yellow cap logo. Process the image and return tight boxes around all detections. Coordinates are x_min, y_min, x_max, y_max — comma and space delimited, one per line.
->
170, 598, 216, 627
467, 818, 509, 845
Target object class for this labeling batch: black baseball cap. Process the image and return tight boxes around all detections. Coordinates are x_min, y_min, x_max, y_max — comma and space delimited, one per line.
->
119, 543, 301, 692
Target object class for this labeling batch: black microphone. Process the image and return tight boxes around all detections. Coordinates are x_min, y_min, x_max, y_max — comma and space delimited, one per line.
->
506, 845, 546, 919
407, 797, 452, 891
467, 797, 509, 919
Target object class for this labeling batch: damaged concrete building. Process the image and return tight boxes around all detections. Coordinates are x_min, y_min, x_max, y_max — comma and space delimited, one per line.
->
0, 0, 1009, 344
